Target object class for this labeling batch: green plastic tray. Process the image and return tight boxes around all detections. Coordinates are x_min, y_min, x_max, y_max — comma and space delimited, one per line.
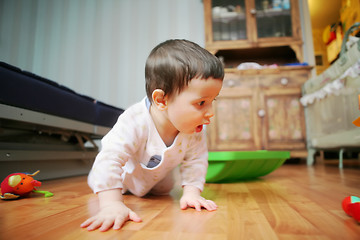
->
206, 150, 290, 183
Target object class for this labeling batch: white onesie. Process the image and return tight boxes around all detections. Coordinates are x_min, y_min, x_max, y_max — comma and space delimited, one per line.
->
88, 98, 208, 197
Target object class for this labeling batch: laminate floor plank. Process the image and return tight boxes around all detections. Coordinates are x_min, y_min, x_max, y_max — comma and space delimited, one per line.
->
1, 164, 360, 239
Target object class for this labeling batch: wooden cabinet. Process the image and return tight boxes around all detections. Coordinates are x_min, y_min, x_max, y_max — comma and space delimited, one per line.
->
203, 0, 312, 157
207, 66, 312, 158
203, 0, 303, 62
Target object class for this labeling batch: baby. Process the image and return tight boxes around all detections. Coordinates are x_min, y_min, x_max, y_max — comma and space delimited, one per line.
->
81, 39, 224, 231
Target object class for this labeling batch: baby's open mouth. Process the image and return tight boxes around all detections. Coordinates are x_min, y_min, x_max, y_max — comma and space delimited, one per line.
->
196, 125, 203, 133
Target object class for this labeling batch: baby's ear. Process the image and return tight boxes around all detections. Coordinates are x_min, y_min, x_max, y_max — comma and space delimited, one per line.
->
152, 89, 168, 110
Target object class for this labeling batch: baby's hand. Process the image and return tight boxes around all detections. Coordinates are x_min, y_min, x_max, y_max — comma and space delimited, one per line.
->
180, 186, 218, 212
80, 201, 142, 232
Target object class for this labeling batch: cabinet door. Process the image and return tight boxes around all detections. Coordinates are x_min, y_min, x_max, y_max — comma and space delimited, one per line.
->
207, 75, 261, 150
209, 0, 248, 42
258, 69, 309, 151
254, 0, 292, 39
261, 88, 306, 150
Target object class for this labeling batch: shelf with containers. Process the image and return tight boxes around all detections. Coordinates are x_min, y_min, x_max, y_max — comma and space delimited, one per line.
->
204, 0, 303, 63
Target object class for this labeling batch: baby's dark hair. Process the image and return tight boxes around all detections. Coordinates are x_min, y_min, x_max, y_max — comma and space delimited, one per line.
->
145, 39, 224, 101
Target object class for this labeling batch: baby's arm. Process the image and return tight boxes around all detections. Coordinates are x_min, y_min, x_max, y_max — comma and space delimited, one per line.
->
180, 185, 217, 212
81, 189, 142, 231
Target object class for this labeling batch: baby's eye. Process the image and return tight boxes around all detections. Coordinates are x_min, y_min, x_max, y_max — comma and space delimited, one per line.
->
198, 101, 205, 106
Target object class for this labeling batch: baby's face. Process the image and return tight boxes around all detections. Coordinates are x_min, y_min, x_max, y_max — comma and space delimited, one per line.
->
166, 77, 222, 134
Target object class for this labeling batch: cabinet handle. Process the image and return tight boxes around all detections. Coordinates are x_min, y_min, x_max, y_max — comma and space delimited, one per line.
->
250, 9, 257, 15
280, 78, 289, 85
258, 109, 266, 117
227, 80, 235, 87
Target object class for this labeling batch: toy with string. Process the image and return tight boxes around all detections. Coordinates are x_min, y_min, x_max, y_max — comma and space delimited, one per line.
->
0, 170, 53, 200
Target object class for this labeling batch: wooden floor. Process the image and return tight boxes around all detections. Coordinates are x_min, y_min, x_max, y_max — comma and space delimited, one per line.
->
1, 162, 360, 240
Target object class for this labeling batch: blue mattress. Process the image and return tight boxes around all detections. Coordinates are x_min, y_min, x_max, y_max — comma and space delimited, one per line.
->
0, 62, 123, 128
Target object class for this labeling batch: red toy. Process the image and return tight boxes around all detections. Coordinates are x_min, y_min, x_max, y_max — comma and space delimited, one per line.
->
0, 170, 53, 200
342, 196, 360, 222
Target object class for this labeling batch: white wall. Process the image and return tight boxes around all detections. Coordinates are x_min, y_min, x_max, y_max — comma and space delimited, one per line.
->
0, 0, 205, 109
0, 0, 314, 109
299, 0, 316, 76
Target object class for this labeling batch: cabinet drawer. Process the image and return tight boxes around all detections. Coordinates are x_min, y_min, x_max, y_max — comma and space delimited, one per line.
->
258, 71, 309, 88
223, 73, 257, 88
